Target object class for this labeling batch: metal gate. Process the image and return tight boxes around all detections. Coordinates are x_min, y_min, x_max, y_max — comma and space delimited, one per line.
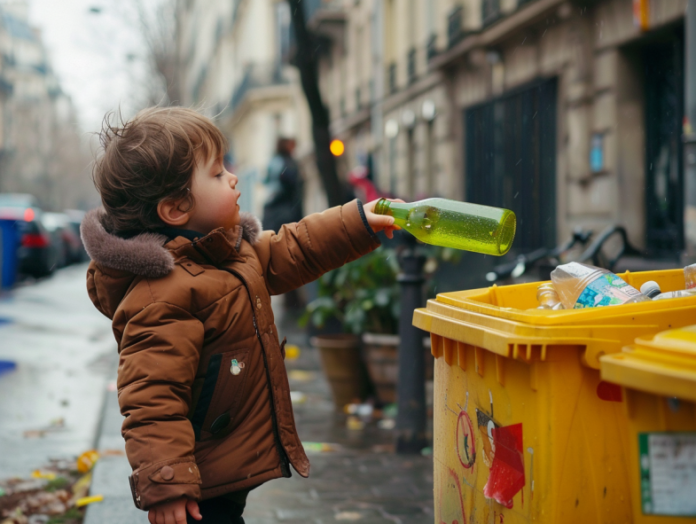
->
465, 78, 557, 251
644, 31, 684, 254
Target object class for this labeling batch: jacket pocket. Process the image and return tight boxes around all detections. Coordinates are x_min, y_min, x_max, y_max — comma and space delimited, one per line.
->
190, 348, 251, 442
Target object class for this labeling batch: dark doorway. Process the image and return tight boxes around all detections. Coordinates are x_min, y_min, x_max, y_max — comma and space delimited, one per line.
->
465, 78, 557, 251
644, 29, 684, 255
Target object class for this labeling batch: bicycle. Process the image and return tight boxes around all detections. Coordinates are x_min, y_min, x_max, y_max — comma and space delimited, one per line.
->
486, 225, 642, 285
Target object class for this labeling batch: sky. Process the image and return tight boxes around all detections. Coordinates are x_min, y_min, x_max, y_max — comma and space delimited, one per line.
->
26, 0, 149, 134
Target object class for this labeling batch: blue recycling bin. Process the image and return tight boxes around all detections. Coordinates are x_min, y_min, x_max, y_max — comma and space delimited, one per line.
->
0, 219, 19, 289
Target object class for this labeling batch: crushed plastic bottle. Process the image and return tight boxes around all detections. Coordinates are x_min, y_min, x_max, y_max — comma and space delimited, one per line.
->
550, 262, 650, 309
685, 263, 696, 290
536, 283, 562, 309
653, 290, 696, 301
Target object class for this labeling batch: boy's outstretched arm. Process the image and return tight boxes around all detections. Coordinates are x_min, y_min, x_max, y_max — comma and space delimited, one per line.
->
254, 199, 399, 296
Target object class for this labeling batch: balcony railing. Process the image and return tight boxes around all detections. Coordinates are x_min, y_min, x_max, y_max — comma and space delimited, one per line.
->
447, 6, 464, 48
483, 0, 501, 27
230, 63, 289, 113
407, 48, 417, 84
387, 62, 397, 94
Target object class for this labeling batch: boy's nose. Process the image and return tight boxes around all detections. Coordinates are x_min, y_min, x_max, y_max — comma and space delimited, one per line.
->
230, 173, 238, 187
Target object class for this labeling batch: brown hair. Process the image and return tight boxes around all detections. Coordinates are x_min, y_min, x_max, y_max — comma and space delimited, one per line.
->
93, 107, 227, 234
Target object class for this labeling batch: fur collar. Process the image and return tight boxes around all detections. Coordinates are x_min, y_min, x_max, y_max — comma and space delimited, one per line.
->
81, 208, 262, 278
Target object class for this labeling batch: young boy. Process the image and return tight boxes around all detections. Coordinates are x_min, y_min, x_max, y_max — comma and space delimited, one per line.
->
81, 107, 397, 524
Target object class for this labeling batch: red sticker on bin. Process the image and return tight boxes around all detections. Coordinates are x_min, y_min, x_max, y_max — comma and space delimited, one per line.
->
483, 423, 525, 509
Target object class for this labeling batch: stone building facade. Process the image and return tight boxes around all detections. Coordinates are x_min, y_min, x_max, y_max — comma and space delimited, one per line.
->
315, 0, 687, 259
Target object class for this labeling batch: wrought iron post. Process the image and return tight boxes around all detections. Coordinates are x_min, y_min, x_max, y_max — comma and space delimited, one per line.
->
395, 238, 428, 454
684, 0, 696, 262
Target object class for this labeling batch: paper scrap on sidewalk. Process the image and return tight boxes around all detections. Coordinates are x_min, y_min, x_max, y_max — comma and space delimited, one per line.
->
302, 442, 340, 453
287, 370, 315, 382
290, 391, 307, 405
335, 511, 363, 520
75, 494, 103, 508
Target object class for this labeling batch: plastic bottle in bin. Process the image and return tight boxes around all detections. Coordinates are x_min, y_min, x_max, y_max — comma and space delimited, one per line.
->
536, 283, 563, 309
685, 263, 696, 290
550, 262, 650, 309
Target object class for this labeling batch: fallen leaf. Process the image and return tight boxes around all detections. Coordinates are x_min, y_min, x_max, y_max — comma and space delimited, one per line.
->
335, 511, 363, 521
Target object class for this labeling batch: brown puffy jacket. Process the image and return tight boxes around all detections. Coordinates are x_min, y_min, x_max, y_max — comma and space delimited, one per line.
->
81, 200, 380, 510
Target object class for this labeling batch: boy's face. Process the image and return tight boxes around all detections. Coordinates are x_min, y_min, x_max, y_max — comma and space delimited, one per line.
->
186, 154, 241, 234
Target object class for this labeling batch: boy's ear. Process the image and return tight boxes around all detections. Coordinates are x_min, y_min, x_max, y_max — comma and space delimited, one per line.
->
157, 199, 191, 227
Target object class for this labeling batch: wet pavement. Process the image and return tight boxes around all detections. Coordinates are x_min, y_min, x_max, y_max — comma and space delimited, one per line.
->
0, 264, 114, 479
85, 300, 434, 524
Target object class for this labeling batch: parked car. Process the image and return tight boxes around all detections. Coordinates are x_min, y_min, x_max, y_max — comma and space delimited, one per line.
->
19, 218, 62, 277
0, 194, 61, 278
41, 212, 84, 266
64, 209, 88, 262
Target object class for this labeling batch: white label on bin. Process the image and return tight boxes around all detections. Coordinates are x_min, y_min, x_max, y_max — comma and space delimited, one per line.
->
639, 433, 696, 516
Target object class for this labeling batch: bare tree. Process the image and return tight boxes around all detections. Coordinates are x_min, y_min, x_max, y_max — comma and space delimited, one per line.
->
127, 0, 181, 106
286, 0, 345, 207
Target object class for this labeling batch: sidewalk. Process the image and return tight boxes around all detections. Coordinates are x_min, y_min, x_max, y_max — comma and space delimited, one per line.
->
85, 299, 434, 524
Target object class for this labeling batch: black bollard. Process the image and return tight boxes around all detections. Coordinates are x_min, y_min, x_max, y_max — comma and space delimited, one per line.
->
395, 239, 429, 454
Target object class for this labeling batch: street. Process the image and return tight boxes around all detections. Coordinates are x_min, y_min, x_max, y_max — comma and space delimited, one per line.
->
0, 264, 114, 479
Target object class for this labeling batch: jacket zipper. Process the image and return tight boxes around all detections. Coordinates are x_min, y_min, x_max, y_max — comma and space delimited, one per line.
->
221, 268, 291, 476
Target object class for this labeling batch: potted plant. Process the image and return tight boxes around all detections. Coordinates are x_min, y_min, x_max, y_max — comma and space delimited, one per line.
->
301, 244, 457, 407
300, 248, 398, 408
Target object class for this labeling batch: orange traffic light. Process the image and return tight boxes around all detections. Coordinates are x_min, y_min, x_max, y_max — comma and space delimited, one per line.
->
330, 139, 345, 157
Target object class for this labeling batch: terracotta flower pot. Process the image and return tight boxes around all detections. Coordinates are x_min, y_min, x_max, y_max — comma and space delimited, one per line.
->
310, 334, 372, 409
362, 333, 400, 405
362, 333, 434, 406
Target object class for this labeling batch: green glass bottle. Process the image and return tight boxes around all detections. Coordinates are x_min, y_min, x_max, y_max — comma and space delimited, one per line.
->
374, 198, 516, 256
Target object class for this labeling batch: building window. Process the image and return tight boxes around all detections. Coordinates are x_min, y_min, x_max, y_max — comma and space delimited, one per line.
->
425, 121, 435, 195
406, 128, 415, 198
388, 62, 397, 94
407, 48, 417, 84
447, 5, 464, 48
355, 87, 361, 111
427, 34, 438, 61
389, 136, 397, 196
482, 0, 501, 27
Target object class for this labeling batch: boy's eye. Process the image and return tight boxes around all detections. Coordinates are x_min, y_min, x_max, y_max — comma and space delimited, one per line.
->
215, 172, 223, 178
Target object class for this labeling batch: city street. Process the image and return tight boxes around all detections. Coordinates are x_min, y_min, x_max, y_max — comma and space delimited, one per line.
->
0, 264, 114, 479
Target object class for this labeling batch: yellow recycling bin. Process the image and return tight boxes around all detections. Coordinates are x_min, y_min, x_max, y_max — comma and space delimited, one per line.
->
601, 326, 696, 523
413, 268, 696, 524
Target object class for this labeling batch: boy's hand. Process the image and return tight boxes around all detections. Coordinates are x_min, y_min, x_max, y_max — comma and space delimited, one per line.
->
364, 199, 404, 239
148, 497, 201, 524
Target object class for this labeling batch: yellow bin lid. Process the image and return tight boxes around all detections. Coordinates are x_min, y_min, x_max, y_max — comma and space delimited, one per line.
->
600, 325, 696, 402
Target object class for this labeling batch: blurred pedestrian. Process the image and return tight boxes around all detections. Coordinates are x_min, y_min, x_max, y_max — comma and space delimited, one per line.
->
262, 137, 303, 233
81, 107, 399, 524
263, 137, 305, 309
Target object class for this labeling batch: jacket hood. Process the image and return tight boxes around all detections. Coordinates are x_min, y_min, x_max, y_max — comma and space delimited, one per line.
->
81, 208, 262, 279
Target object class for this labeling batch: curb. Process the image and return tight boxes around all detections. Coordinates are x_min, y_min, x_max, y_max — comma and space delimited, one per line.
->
84, 382, 147, 523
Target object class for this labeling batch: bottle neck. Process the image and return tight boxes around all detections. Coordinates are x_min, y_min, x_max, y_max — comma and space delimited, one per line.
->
374, 198, 410, 221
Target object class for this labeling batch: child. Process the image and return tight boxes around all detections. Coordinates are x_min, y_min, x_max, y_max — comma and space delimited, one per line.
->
81, 107, 397, 524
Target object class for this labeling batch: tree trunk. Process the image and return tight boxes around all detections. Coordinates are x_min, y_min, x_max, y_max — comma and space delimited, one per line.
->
286, 0, 345, 207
